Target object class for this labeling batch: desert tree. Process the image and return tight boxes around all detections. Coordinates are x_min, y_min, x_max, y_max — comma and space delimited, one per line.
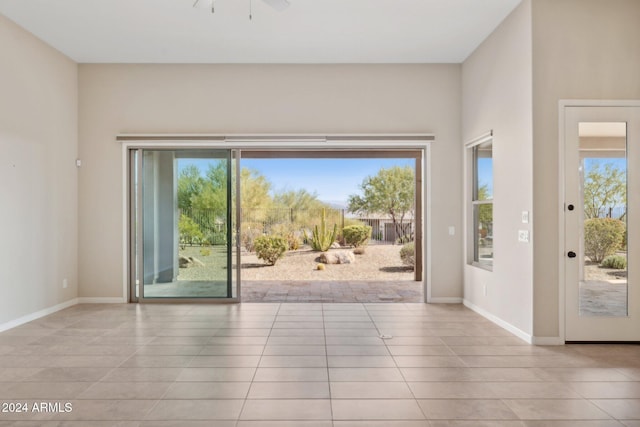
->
348, 165, 415, 242
583, 160, 626, 219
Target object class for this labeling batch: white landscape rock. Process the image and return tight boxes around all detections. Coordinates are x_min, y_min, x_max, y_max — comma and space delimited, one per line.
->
179, 255, 205, 268
319, 250, 356, 265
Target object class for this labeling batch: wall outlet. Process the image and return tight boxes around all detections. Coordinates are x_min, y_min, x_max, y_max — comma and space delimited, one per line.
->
518, 230, 530, 243
62, 278, 68, 289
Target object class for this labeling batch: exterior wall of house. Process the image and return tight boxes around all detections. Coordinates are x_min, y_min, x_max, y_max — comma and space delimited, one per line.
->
0, 14, 78, 327
462, 0, 534, 338
77, 64, 463, 300
531, 0, 640, 340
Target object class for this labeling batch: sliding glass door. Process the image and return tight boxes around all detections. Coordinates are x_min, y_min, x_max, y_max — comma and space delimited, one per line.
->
129, 148, 238, 301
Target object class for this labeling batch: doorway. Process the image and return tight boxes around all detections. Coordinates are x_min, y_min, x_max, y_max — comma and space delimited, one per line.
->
563, 104, 640, 341
239, 150, 423, 303
125, 136, 431, 303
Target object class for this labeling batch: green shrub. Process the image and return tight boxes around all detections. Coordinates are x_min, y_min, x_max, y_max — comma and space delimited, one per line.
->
584, 218, 625, 263
396, 234, 413, 244
342, 225, 372, 248
199, 248, 211, 257
254, 235, 288, 266
400, 242, 415, 269
201, 230, 227, 246
337, 218, 366, 245
601, 254, 627, 269
241, 223, 263, 252
179, 214, 203, 249
270, 223, 303, 251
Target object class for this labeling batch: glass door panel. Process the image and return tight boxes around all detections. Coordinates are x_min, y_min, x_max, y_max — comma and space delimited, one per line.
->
564, 106, 640, 341
231, 149, 241, 299
133, 148, 236, 300
578, 123, 628, 317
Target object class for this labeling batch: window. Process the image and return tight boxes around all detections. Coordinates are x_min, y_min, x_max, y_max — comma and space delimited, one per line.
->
471, 139, 493, 268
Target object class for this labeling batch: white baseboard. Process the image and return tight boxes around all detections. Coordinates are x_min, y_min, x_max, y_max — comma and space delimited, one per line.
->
463, 299, 533, 344
531, 336, 564, 345
429, 297, 463, 303
77, 297, 127, 304
0, 298, 78, 333
0, 296, 128, 333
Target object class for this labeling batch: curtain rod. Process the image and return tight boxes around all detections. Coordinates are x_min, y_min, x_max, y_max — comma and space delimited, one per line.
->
116, 133, 435, 143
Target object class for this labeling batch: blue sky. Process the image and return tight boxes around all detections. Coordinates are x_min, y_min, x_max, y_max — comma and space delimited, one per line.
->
178, 157, 415, 206
243, 158, 414, 205
584, 157, 626, 172
477, 158, 493, 198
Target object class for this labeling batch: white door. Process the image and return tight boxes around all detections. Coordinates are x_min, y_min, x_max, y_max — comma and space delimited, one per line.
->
564, 105, 640, 341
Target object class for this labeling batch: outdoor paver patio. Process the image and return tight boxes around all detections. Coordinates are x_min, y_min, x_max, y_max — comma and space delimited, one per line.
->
579, 281, 628, 317
242, 280, 423, 303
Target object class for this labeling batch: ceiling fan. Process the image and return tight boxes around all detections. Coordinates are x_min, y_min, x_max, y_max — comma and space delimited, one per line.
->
193, 0, 290, 14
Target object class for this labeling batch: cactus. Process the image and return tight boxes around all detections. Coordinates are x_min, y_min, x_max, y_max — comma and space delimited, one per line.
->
306, 209, 338, 252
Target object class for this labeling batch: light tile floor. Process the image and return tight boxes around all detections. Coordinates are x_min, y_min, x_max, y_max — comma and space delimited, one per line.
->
0, 302, 639, 426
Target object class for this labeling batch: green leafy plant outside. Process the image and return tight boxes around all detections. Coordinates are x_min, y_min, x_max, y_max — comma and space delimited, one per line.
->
584, 218, 625, 263
254, 235, 288, 266
269, 223, 303, 250
400, 242, 415, 269
179, 214, 203, 249
396, 235, 413, 245
342, 225, 372, 248
601, 255, 627, 270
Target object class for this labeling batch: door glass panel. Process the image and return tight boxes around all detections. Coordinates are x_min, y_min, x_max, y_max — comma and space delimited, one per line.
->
578, 122, 628, 316
231, 150, 240, 299
130, 149, 140, 301
140, 149, 233, 299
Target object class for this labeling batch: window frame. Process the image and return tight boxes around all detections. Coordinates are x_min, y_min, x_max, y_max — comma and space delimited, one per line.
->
467, 134, 494, 271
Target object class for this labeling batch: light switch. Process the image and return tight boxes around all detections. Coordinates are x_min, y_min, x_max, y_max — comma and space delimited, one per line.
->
448, 226, 455, 236
521, 211, 529, 224
518, 230, 529, 243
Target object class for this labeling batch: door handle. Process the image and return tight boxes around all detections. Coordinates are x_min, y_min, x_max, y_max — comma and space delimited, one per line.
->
567, 251, 577, 258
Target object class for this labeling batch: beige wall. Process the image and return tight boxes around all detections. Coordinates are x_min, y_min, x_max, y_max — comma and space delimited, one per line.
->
77, 64, 463, 299
532, 0, 640, 338
462, 0, 534, 336
0, 15, 78, 325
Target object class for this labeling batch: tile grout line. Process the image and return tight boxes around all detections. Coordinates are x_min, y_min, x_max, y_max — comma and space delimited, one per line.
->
138, 305, 199, 422
233, 302, 281, 426
362, 303, 430, 421
322, 302, 336, 426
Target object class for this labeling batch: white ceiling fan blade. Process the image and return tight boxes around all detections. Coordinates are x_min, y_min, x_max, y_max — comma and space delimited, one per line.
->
262, 0, 290, 11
